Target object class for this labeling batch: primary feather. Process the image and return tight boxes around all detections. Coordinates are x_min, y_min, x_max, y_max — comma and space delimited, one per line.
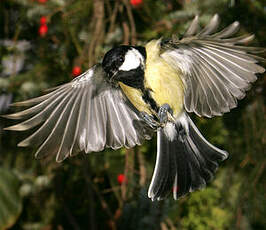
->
161, 14, 265, 117
4, 65, 153, 162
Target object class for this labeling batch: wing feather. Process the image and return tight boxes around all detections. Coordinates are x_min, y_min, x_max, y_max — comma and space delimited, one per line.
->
17, 90, 73, 147
161, 14, 265, 117
11, 85, 69, 107
4, 89, 72, 130
70, 88, 87, 156
56, 90, 82, 161
197, 14, 220, 36
190, 47, 240, 115
184, 15, 199, 37
210, 21, 240, 38
189, 55, 219, 116
4, 64, 152, 162
35, 90, 79, 160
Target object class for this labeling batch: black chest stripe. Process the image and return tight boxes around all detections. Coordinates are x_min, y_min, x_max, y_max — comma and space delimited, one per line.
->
117, 67, 144, 89
141, 89, 159, 113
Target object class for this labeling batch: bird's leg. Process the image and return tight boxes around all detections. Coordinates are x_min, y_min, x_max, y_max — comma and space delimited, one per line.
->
158, 103, 175, 124
140, 112, 160, 129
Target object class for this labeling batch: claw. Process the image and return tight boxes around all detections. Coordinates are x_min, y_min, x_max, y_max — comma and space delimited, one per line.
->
158, 103, 174, 123
140, 112, 160, 129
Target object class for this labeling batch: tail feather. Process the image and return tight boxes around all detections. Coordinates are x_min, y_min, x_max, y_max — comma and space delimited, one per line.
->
148, 113, 228, 201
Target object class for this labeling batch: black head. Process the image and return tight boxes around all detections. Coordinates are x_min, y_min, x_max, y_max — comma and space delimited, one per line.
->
102, 45, 146, 89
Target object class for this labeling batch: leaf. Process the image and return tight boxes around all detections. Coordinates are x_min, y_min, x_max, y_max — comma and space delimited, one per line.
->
0, 167, 22, 230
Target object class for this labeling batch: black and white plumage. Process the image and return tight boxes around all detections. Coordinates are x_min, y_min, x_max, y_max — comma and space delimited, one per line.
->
4, 15, 265, 200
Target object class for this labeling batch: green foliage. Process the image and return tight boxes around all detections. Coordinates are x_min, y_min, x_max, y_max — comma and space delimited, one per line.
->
0, 167, 22, 230
181, 187, 231, 230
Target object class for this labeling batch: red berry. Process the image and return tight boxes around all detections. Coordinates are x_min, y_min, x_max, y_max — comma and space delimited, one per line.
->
117, 174, 127, 185
130, 0, 142, 7
38, 24, 48, 37
72, 66, 82, 77
40, 16, 47, 25
38, 0, 47, 3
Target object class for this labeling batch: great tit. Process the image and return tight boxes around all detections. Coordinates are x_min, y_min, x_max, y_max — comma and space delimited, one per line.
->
4, 15, 265, 201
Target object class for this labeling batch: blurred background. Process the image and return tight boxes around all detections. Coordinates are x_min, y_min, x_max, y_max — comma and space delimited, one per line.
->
0, 0, 265, 229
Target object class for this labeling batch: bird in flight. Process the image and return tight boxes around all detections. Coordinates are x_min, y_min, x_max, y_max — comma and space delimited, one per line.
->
4, 15, 265, 201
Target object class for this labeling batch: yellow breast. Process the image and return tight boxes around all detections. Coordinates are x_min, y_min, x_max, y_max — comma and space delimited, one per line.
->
144, 40, 184, 117
119, 82, 151, 115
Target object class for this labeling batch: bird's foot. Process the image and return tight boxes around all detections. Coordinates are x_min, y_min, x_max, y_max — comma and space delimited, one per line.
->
158, 103, 175, 124
140, 112, 160, 129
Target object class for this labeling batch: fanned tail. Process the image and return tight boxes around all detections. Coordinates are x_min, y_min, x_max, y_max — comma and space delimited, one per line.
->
148, 113, 228, 201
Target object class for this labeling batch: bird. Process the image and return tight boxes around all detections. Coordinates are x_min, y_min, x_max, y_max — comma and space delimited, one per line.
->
3, 14, 265, 201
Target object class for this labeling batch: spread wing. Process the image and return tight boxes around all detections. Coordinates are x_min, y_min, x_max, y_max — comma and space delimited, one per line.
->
161, 14, 265, 117
4, 64, 152, 162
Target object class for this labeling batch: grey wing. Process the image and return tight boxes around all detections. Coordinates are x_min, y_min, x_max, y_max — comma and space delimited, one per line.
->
4, 64, 152, 162
161, 14, 265, 117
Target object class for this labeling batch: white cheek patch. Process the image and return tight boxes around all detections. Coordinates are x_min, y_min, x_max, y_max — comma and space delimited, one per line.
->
119, 48, 144, 71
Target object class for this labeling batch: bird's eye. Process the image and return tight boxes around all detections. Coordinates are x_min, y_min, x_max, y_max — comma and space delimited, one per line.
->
119, 56, 124, 63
